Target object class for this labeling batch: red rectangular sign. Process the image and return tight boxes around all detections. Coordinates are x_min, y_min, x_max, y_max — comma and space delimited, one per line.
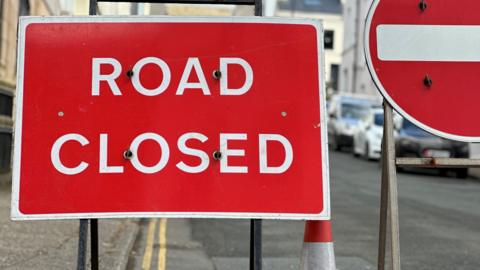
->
12, 16, 329, 220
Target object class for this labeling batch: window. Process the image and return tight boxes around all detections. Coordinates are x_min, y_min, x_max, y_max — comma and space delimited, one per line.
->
0, 131, 11, 172
324, 30, 334, 50
341, 103, 369, 120
330, 64, 339, 91
374, 113, 384, 126
0, 92, 12, 117
305, 0, 321, 6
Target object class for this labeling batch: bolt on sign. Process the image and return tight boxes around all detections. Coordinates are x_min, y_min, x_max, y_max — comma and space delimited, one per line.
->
366, 0, 480, 142
12, 16, 329, 220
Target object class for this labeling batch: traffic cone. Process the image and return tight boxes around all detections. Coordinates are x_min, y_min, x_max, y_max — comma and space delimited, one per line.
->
300, 220, 336, 270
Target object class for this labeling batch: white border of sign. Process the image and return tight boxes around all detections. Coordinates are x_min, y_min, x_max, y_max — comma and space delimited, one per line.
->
364, 0, 480, 142
12, 16, 330, 220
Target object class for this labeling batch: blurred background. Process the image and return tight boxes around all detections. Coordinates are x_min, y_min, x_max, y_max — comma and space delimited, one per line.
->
3, 0, 480, 185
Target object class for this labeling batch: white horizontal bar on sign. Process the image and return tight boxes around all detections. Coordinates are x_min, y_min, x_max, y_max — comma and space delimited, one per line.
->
377, 25, 480, 62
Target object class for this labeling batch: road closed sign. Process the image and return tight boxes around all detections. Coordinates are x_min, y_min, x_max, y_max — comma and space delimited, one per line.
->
12, 16, 329, 220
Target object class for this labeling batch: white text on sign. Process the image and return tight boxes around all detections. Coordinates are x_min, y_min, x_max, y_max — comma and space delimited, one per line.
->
91, 57, 253, 96
50, 56, 294, 176
50, 133, 294, 175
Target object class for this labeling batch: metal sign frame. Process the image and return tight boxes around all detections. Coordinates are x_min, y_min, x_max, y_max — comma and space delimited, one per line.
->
78, 1, 265, 270
97, 0, 255, 3
377, 103, 401, 270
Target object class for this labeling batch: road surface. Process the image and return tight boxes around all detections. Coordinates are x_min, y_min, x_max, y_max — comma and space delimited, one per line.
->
128, 150, 480, 270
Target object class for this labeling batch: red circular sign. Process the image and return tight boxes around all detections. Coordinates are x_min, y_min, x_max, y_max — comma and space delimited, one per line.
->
365, 0, 480, 142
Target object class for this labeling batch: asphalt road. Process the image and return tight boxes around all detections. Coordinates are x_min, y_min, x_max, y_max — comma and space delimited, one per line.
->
128, 150, 480, 270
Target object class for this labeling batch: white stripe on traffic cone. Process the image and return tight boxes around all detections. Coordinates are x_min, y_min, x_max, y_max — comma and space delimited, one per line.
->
300, 220, 336, 270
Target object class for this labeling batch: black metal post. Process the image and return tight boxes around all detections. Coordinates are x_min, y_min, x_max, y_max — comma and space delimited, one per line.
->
77, 219, 89, 270
89, 4, 99, 270
89, 0, 97, 15
91, 219, 99, 270
250, 3, 263, 268
85, 1, 100, 269
249, 219, 262, 270
254, 0, 262, 16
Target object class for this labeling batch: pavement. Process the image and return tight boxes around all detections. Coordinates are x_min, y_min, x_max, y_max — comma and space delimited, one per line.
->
0, 186, 139, 270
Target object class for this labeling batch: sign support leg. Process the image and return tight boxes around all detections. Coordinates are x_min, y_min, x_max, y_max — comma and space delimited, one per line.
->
250, 219, 262, 270
77, 219, 89, 270
254, 0, 262, 16
91, 219, 99, 270
78, 3, 99, 270
378, 101, 401, 270
249, 2, 263, 270
378, 111, 389, 270
89, 0, 97, 15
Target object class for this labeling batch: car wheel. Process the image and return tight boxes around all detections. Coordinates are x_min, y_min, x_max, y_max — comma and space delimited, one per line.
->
332, 134, 341, 151
329, 133, 335, 150
353, 140, 360, 157
363, 142, 370, 160
456, 168, 468, 179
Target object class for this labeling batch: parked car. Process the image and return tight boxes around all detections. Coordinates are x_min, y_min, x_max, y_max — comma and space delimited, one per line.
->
396, 119, 470, 178
327, 94, 380, 151
353, 108, 384, 160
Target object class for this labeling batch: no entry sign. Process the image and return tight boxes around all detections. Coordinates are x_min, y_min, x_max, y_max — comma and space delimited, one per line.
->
365, 0, 480, 142
12, 17, 329, 220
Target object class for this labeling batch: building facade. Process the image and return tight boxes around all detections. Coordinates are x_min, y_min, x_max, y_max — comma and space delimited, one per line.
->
0, 0, 62, 184
67, 2, 232, 16
276, 0, 344, 95
339, 0, 378, 96
60, 0, 143, 15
